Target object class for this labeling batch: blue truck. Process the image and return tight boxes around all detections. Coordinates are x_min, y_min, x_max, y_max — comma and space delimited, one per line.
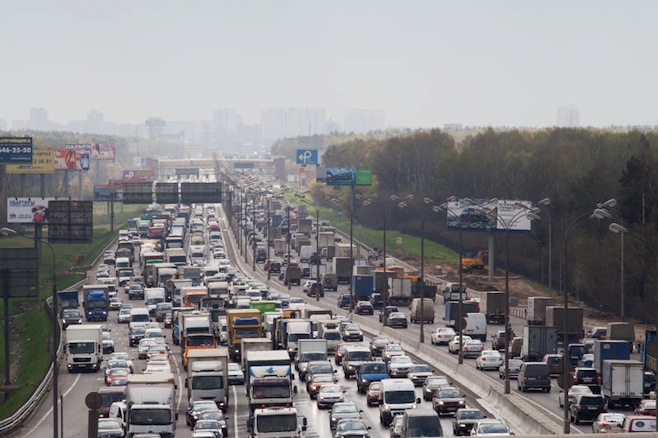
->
593, 339, 631, 372
352, 274, 374, 301
82, 285, 110, 322
57, 290, 79, 311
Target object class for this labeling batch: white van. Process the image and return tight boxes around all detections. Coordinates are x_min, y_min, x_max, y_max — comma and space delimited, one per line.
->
129, 307, 150, 328
409, 298, 435, 324
463, 312, 487, 341
115, 257, 131, 270
379, 378, 421, 426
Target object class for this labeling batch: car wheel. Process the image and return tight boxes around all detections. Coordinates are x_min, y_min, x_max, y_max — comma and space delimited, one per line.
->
545, 387, 551, 393
574, 415, 580, 425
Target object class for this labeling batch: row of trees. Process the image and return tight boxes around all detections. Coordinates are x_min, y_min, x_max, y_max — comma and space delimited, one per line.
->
277, 128, 658, 322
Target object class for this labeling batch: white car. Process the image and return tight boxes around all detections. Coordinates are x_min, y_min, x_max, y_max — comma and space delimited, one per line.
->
475, 350, 504, 370
316, 383, 345, 408
227, 362, 245, 385
448, 335, 473, 354
407, 364, 434, 385
108, 352, 134, 373
462, 340, 485, 358
387, 355, 414, 377
431, 327, 457, 345
470, 419, 511, 436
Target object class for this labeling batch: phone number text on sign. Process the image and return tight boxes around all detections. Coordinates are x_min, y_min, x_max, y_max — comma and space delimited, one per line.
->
0, 137, 33, 163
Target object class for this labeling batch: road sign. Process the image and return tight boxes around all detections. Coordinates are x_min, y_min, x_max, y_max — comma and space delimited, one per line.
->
0, 137, 33, 163
296, 149, 318, 165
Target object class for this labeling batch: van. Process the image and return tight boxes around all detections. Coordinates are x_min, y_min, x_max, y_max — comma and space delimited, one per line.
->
443, 282, 467, 302
99, 386, 126, 418
115, 257, 131, 270
517, 362, 551, 392
129, 307, 151, 328
402, 409, 443, 438
379, 378, 421, 426
409, 298, 435, 324
109, 400, 127, 423
463, 313, 487, 341
299, 245, 314, 263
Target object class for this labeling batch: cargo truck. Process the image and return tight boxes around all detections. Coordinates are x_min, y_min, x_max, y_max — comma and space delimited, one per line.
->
643, 330, 658, 375
227, 308, 263, 361
601, 359, 644, 408
245, 350, 296, 412
335, 242, 357, 258
471, 291, 506, 324
125, 372, 177, 438
387, 277, 412, 307
241, 338, 274, 371
65, 324, 103, 372
332, 257, 352, 284
352, 274, 374, 301
442, 282, 467, 302
57, 290, 79, 312
607, 322, 636, 352
153, 263, 178, 288
318, 231, 335, 249
594, 339, 632, 372
521, 325, 558, 362
526, 296, 557, 325
295, 339, 328, 380
443, 300, 479, 327
273, 238, 287, 256
186, 348, 229, 412
545, 306, 584, 344
144, 287, 166, 316
283, 265, 302, 286
249, 407, 307, 438
82, 285, 110, 322
273, 318, 312, 357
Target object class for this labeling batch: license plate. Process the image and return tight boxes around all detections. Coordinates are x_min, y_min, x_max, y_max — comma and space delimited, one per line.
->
587, 406, 598, 410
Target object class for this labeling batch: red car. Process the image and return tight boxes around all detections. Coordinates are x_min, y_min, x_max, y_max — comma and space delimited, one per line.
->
366, 381, 382, 406
105, 368, 130, 386
635, 399, 656, 416
307, 374, 336, 399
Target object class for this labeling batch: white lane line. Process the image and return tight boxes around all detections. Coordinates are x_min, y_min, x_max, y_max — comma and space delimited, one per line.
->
24, 373, 81, 437
232, 384, 239, 438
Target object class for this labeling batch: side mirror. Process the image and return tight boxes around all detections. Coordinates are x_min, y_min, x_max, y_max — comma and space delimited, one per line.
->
416, 397, 421, 404
184, 378, 188, 388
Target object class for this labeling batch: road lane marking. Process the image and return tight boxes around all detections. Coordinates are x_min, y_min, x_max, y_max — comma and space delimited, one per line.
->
24, 373, 81, 437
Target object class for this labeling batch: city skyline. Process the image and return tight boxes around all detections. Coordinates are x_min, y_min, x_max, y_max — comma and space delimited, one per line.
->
2, 1, 657, 129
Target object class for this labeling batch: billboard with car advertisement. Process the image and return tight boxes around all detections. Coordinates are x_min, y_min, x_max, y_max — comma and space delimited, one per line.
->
446, 198, 532, 233
7, 197, 56, 223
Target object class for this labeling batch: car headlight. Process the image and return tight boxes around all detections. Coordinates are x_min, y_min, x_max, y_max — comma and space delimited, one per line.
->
438, 401, 444, 405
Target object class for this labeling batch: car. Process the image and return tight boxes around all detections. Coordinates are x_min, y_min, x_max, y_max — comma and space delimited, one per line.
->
108, 297, 123, 311
432, 386, 466, 415
475, 350, 504, 370
186, 400, 221, 427
452, 408, 486, 436
635, 399, 656, 416
430, 327, 456, 345
569, 394, 607, 425
307, 373, 337, 399
644, 371, 657, 396
302, 280, 315, 293
558, 384, 593, 408
355, 301, 374, 315
498, 358, 523, 379
382, 344, 405, 363
227, 362, 244, 385
199, 410, 228, 438
129, 326, 146, 346
337, 293, 352, 309
128, 283, 145, 300
97, 418, 125, 437
341, 323, 364, 342
543, 353, 563, 376
366, 381, 382, 406
163, 312, 172, 328
448, 335, 473, 354
118, 308, 132, 324
369, 337, 391, 356
407, 364, 433, 386
105, 368, 130, 386
422, 375, 452, 401
101, 332, 115, 354
335, 343, 357, 366
355, 361, 389, 393
387, 355, 414, 378
370, 293, 384, 310
386, 312, 408, 328
108, 352, 134, 373
379, 306, 399, 324
317, 383, 345, 408
138, 339, 158, 359
620, 415, 656, 433
389, 414, 404, 438
193, 419, 223, 438
589, 326, 607, 340
329, 402, 363, 431
572, 367, 601, 394
591, 412, 625, 433
103, 251, 116, 265
490, 330, 506, 351
61, 308, 82, 329
470, 419, 511, 436
461, 340, 484, 358
333, 418, 372, 438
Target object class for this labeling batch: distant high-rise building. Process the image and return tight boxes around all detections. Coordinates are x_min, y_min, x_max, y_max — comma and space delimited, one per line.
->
557, 105, 580, 127
0, 119, 7, 131
344, 109, 385, 133
261, 107, 326, 141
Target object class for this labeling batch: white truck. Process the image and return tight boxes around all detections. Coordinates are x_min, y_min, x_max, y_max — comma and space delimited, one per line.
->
601, 359, 644, 408
249, 407, 307, 438
296, 339, 328, 380
241, 338, 274, 371
144, 287, 166, 316
186, 348, 230, 412
317, 320, 341, 353
285, 320, 313, 359
246, 350, 295, 411
65, 324, 103, 373
125, 372, 177, 438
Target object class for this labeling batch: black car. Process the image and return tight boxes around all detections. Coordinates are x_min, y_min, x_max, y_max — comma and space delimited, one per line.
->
370, 293, 384, 309
453, 408, 485, 436
569, 394, 606, 425
61, 309, 82, 329
337, 294, 352, 309
644, 371, 656, 396
379, 306, 399, 324
307, 282, 324, 298
572, 367, 601, 394
355, 301, 374, 315
386, 312, 408, 328
369, 337, 391, 356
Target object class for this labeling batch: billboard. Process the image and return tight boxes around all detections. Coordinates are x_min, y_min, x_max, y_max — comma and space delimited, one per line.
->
5, 148, 55, 174
90, 144, 115, 160
48, 200, 94, 243
355, 169, 372, 186
7, 197, 55, 223
94, 185, 119, 202
55, 149, 91, 170
0, 137, 33, 163
122, 169, 155, 181
326, 168, 356, 186
446, 198, 532, 233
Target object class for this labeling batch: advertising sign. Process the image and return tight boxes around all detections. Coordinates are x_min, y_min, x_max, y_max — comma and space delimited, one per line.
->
355, 169, 373, 186
0, 137, 33, 163
7, 197, 55, 223
122, 169, 155, 180
5, 148, 55, 174
48, 200, 93, 243
90, 144, 115, 160
94, 185, 119, 202
54, 149, 81, 170
326, 168, 356, 186
446, 198, 532, 233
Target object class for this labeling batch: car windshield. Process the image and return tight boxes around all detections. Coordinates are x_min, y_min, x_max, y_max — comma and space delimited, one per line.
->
337, 421, 367, 431
412, 365, 431, 372
480, 423, 508, 434
362, 363, 387, 373
333, 404, 358, 413
438, 389, 461, 398
458, 410, 484, 420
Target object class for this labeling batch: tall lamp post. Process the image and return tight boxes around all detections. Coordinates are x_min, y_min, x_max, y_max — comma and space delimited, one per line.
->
330, 194, 355, 314
296, 193, 322, 302
360, 194, 390, 325
1, 227, 59, 438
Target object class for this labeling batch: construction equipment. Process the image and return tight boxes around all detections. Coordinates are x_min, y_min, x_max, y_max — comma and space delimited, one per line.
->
461, 251, 488, 272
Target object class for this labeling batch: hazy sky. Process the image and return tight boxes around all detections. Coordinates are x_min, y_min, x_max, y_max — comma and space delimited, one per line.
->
2, 1, 657, 128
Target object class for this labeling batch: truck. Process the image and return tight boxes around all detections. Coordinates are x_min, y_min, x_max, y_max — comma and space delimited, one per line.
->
144, 287, 166, 316
526, 296, 557, 325
273, 318, 312, 356
65, 324, 103, 372
207, 281, 231, 304
318, 321, 341, 353
318, 231, 335, 249
461, 250, 488, 272
227, 308, 263, 361
245, 350, 295, 411
297, 218, 313, 235
249, 407, 306, 438
250, 301, 278, 316
310, 263, 327, 280
643, 330, 658, 375
471, 291, 506, 324
273, 238, 287, 256
352, 274, 374, 302
410, 278, 437, 301
284, 320, 313, 359
607, 322, 636, 352
57, 290, 79, 318
594, 339, 632, 372
125, 372, 177, 438
409, 298, 435, 324
335, 242, 357, 258
186, 348, 229, 412
443, 282, 467, 302
241, 338, 273, 371
137, 219, 151, 238
283, 265, 302, 286
295, 339, 328, 380
601, 359, 644, 408
545, 306, 585, 344
373, 269, 397, 295
521, 325, 558, 362
387, 277, 412, 307
301, 306, 333, 333
443, 300, 479, 327
299, 245, 314, 263
82, 284, 110, 322
153, 262, 178, 288
167, 278, 194, 306
321, 272, 338, 291
332, 257, 352, 284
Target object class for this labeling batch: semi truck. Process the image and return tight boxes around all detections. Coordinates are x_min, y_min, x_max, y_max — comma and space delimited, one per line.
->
601, 359, 644, 408
82, 285, 110, 322
594, 339, 632, 372
186, 348, 229, 412
352, 274, 374, 301
332, 257, 352, 284
387, 277, 412, 307
521, 325, 558, 362
125, 372, 177, 438
249, 407, 306, 438
471, 291, 506, 324
65, 324, 103, 372
227, 308, 263, 361
526, 296, 557, 325
545, 306, 585, 344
